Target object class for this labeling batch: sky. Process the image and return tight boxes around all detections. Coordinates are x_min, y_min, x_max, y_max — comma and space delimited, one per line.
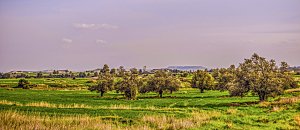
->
0, 0, 300, 72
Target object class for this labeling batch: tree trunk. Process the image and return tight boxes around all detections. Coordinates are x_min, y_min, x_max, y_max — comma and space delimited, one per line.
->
259, 93, 267, 102
100, 91, 104, 97
159, 90, 163, 98
200, 88, 204, 93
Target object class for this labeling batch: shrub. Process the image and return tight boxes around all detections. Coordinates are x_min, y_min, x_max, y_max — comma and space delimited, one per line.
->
0, 84, 10, 88
17, 79, 30, 89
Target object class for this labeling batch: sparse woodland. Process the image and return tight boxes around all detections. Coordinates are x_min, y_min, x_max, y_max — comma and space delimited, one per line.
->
0, 53, 300, 129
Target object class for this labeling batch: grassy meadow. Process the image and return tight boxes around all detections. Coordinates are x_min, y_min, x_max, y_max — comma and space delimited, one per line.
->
0, 77, 300, 130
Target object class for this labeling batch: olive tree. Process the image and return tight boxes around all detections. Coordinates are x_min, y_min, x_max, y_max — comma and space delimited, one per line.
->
213, 67, 235, 91
101, 64, 110, 75
88, 74, 114, 97
191, 70, 214, 93
279, 62, 298, 89
229, 53, 297, 101
17, 79, 30, 89
116, 73, 143, 100
141, 70, 181, 98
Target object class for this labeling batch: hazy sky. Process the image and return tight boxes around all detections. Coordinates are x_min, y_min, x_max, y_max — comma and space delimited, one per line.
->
0, 0, 300, 72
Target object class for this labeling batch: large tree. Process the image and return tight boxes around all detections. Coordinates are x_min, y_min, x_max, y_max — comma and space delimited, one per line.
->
116, 73, 143, 100
229, 53, 297, 101
191, 70, 214, 93
88, 74, 114, 97
141, 70, 181, 98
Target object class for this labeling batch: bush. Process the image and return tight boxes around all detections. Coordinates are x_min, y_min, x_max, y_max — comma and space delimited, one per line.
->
46, 83, 63, 88
17, 79, 30, 89
0, 84, 10, 88
86, 80, 96, 83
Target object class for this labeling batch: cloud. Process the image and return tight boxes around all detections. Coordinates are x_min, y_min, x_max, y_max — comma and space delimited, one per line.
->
96, 39, 108, 44
62, 38, 72, 43
73, 23, 119, 30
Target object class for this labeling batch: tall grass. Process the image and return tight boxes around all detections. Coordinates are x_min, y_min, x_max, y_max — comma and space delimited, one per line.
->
0, 100, 188, 111
142, 111, 219, 130
0, 110, 117, 130
295, 114, 300, 126
0, 110, 217, 130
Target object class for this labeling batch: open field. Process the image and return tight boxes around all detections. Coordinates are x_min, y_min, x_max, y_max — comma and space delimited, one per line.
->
0, 87, 300, 129
0, 78, 95, 89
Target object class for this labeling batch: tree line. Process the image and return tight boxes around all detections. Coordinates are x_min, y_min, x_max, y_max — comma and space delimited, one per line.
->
88, 53, 298, 101
5, 53, 299, 101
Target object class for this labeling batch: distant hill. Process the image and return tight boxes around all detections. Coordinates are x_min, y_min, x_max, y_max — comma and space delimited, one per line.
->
290, 66, 300, 73
167, 66, 207, 71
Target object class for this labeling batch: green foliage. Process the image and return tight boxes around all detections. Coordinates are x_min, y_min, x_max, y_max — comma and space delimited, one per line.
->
78, 72, 86, 78
17, 79, 30, 89
117, 66, 126, 77
88, 74, 114, 96
192, 70, 215, 93
130, 68, 139, 75
213, 67, 235, 91
115, 74, 143, 100
36, 72, 43, 78
228, 53, 297, 101
141, 70, 181, 97
101, 64, 110, 75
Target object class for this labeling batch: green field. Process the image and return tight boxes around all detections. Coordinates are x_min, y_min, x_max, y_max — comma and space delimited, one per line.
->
0, 86, 300, 129
0, 78, 95, 89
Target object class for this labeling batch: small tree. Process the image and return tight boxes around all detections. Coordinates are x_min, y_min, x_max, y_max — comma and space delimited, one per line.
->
141, 70, 181, 98
214, 67, 236, 91
130, 68, 139, 75
142, 76, 166, 98
143, 66, 147, 73
116, 74, 143, 100
279, 62, 298, 89
118, 66, 126, 77
110, 68, 117, 76
93, 72, 99, 77
166, 76, 181, 94
191, 70, 214, 93
78, 72, 86, 78
36, 71, 43, 78
88, 74, 114, 97
17, 79, 30, 89
101, 64, 110, 75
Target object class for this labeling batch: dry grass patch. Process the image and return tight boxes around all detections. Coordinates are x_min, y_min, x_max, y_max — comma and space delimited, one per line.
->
0, 110, 153, 130
0, 100, 92, 109
0, 110, 113, 130
226, 108, 238, 115
258, 96, 300, 108
142, 111, 220, 130
258, 101, 271, 108
0, 110, 220, 130
0, 100, 21, 105
25, 102, 92, 109
277, 96, 300, 104
295, 115, 300, 126
0, 100, 185, 112
271, 106, 285, 112
285, 88, 300, 93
